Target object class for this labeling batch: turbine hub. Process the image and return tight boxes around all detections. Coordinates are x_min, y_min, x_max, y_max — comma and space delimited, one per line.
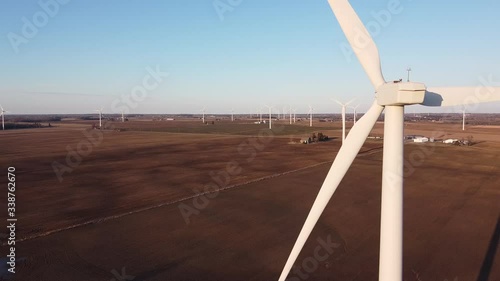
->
376, 82, 426, 106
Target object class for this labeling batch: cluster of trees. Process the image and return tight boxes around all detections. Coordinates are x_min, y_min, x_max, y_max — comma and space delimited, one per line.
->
315, 132, 329, 142
303, 132, 330, 144
3, 122, 47, 130
16, 116, 61, 122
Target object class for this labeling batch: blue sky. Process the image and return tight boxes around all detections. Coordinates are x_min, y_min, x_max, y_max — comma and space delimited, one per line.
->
1, 0, 499, 114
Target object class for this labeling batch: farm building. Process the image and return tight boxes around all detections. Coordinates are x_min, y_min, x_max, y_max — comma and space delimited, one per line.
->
413, 136, 429, 143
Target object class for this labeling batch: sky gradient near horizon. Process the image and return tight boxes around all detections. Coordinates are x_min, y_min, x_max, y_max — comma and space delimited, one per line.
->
1, 0, 500, 114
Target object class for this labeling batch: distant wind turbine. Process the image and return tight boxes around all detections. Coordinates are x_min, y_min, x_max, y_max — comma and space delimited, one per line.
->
201, 107, 206, 123
350, 104, 360, 124
308, 105, 314, 127
462, 106, 466, 131
121, 110, 125, 122
289, 105, 292, 125
231, 108, 234, 122
95, 107, 103, 128
333, 99, 354, 144
0, 104, 8, 130
264, 105, 273, 129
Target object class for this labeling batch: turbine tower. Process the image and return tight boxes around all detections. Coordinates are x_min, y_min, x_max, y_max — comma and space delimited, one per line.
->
201, 107, 206, 123
462, 106, 466, 131
264, 105, 273, 129
121, 110, 125, 122
95, 107, 103, 128
333, 99, 353, 144
308, 105, 314, 127
0, 104, 7, 130
277, 1, 500, 281
231, 108, 234, 122
350, 104, 360, 124
289, 105, 292, 125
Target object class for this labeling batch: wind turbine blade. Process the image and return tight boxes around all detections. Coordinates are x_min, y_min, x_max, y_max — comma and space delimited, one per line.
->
327, 0, 386, 89
345, 98, 355, 106
332, 99, 343, 106
422, 87, 500, 107
278, 102, 384, 281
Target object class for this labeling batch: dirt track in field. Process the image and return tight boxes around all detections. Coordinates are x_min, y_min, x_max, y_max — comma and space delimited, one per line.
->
0, 120, 499, 281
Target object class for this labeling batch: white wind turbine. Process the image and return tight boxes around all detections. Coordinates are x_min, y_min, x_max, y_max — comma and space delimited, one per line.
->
308, 105, 314, 127
462, 106, 466, 131
95, 107, 103, 128
121, 110, 125, 122
231, 108, 234, 122
350, 104, 360, 124
278, 1, 500, 281
293, 108, 297, 123
332, 98, 353, 144
0, 104, 8, 130
264, 105, 273, 129
289, 105, 292, 125
201, 107, 206, 123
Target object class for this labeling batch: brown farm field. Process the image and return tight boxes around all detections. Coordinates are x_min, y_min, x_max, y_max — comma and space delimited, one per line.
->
0, 119, 499, 281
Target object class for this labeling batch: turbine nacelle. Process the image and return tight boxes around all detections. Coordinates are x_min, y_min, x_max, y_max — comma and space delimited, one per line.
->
376, 81, 426, 106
